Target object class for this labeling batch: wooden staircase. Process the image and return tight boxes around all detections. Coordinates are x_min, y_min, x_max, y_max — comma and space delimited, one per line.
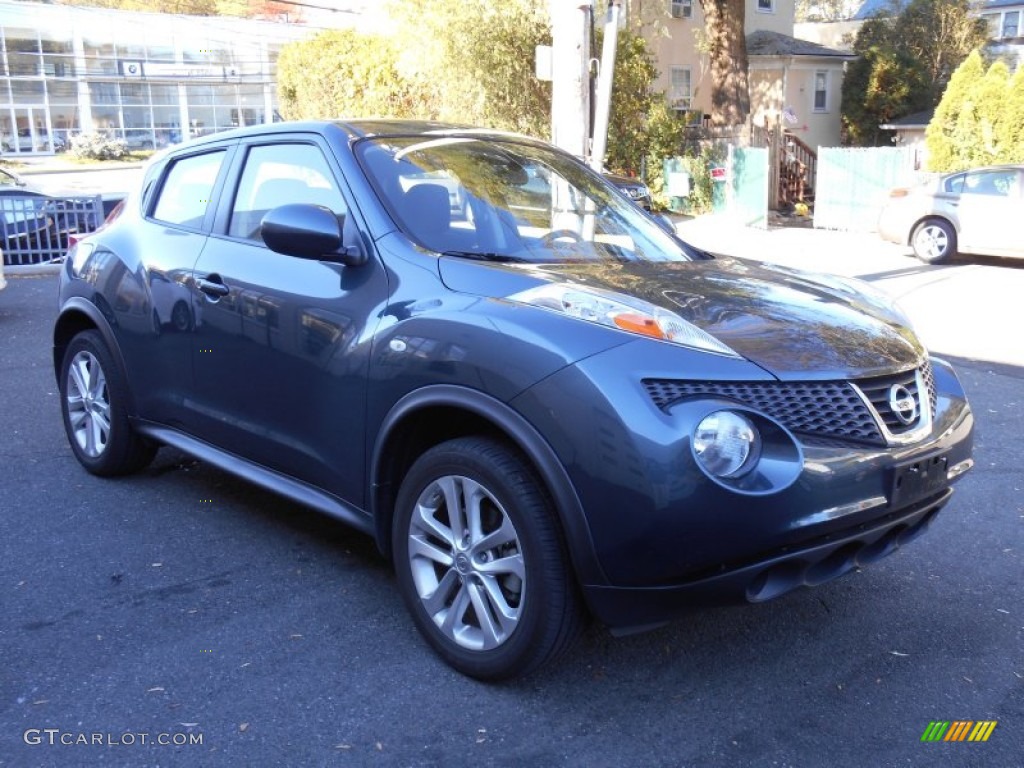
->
753, 119, 817, 211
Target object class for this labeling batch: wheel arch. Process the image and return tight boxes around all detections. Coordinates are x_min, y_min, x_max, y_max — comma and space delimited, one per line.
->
53, 300, 138, 414
909, 214, 957, 244
370, 385, 608, 588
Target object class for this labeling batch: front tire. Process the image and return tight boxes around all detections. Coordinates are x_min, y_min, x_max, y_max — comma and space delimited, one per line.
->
392, 437, 584, 680
59, 330, 156, 476
911, 218, 956, 264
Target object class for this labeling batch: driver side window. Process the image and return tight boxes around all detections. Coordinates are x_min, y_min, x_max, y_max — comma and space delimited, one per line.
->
229, 143, 347, 242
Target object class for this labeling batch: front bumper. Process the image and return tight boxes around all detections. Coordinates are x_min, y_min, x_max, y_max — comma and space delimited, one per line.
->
584, 486, 951, 629
512, 346, 974, 630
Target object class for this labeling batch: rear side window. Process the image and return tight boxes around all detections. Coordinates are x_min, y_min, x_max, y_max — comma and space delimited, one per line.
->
942, 174, 965, 194
152, 150, 225, 228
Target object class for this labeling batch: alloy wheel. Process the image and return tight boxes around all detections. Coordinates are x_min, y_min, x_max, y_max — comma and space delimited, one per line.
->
65, 350, 111, 458
914, 223, 949, 261
406, 474, 526, 651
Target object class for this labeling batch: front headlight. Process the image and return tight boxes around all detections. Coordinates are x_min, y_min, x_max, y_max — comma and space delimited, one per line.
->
508, 283, 739, 357
693, 411, 761, 478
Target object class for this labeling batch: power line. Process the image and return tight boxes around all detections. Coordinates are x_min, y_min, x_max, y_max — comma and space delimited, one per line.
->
260, 0, 361, 14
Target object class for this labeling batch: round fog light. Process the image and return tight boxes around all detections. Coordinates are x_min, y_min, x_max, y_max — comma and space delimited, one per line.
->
693, 411, 761, 478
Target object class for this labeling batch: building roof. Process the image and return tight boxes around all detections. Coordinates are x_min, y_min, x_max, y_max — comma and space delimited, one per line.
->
808, 0, 1014, 22
879, 109, 934, 130
746, 30, 856, 58
981, 0, 1024, 9
852, 0, 907, 20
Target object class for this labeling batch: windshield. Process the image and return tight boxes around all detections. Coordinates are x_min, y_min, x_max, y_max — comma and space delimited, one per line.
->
356, 135, 690, 264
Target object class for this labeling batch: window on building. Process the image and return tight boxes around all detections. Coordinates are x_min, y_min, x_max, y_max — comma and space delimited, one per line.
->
981, 13, 1000, 37
670, 66, 692, 111
83, 35, 117, 76
7, 30, 41, 78
669, 0, 693, 19
757, 0, 774, 12
1002, 10, 1020, 38
40, 31, 74, 79
813, 71, 828, 112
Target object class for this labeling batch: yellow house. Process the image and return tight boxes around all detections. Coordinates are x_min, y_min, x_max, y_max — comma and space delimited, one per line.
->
631, 0, 855, 152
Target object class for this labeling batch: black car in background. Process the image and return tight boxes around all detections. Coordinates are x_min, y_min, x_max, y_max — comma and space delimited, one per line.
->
0, 167, 121, 263
604, 172, 652, 209
54, 120, 974, 679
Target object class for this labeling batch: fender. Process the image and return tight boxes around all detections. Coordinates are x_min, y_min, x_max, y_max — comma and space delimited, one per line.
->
53, 296, 141, 416
370, 384, 609, 588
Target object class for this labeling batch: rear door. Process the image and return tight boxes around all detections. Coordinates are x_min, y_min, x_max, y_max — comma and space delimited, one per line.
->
129, 146, 230, 424
187, 133, 387, 507
956, 168, 1022, 256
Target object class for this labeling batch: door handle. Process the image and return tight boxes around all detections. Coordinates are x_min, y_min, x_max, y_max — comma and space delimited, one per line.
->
197, 277, 230, 297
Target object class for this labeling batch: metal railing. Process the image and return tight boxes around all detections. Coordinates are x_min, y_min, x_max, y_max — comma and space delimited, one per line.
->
1, 194, 104, 266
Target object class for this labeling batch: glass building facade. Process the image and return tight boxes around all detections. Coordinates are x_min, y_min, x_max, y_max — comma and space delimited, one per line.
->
0, 0, 315, 154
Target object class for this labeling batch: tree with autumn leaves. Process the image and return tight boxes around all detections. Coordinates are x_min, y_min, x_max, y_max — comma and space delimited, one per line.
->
841, 0, 988, 147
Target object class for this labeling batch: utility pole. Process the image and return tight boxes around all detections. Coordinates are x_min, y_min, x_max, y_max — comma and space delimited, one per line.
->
549, 0, 592, 160
589, 0, 620, 173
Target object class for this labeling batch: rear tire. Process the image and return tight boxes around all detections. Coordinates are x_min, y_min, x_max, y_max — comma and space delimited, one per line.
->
911, 219, 956, 264
59, 330, 156, 476
392, 436, 584, 680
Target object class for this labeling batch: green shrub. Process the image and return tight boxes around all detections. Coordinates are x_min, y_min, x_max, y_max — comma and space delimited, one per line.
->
648, 140, 726, 216
69, 133, 128, 161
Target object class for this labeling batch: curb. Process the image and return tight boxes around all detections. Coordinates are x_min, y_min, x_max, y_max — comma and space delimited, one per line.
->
4, 262, 62, 276
14, 162, 144, 176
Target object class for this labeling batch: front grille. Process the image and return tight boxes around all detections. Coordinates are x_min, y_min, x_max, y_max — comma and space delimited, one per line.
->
854, 367, 926, 435
643, 363, 935, 447
921, 358, 937, 414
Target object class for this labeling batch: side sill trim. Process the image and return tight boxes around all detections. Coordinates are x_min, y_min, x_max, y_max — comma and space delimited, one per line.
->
137, 422, 374, 536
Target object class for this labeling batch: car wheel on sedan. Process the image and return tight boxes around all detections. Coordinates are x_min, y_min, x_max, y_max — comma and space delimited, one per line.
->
392, 436, 584, 680
59, 330, 156, 476
911, 218, 956, 264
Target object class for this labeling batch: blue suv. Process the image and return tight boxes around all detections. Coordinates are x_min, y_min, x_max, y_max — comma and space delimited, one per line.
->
54, 120, 974, 679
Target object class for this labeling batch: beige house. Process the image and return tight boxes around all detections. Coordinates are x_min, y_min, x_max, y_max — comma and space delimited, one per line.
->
631, 0, 854, 152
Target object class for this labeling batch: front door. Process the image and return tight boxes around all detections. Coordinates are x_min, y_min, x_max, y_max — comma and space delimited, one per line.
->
188, 137, 387, 507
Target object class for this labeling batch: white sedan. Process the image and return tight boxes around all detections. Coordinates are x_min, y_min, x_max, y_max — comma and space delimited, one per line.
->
878, 164, 1024, 263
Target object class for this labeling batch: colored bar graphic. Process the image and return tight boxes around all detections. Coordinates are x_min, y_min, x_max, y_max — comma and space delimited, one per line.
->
921, 720, 997, 742
945, 721, 972, 741
968, 721, 997, 742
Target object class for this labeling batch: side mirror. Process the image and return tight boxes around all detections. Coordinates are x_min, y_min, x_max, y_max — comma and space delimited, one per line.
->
261, 204, 366, 266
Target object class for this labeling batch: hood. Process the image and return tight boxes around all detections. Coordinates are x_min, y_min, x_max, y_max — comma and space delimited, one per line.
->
439, 255, 925, 380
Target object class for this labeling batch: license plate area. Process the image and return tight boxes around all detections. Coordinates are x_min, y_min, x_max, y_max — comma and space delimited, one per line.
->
890, 454, 949, 508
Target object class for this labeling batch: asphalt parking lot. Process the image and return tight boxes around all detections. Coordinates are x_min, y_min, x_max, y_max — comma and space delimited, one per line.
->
1, 239, 1021, 766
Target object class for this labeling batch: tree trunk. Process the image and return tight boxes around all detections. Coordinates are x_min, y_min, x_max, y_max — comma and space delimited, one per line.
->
702, 0, 750, 127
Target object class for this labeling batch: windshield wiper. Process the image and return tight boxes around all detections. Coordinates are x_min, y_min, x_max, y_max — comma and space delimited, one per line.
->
441, 250, 529, 263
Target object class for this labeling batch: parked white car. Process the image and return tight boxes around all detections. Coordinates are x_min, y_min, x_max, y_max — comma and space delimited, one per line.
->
878, 165, 1024, 263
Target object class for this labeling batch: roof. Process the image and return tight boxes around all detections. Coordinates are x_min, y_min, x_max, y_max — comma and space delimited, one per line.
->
746, 30, 856, 58
852, 0, 908, 20
981, 0, 1024, 9
820, 0, 1015, 22
879, 109, 934, 130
